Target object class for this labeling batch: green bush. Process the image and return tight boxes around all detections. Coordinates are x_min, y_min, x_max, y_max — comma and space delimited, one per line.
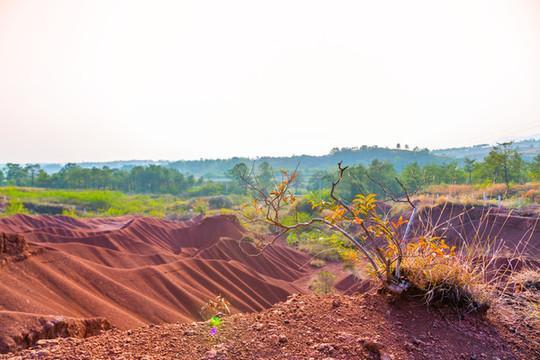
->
4, 199, 29, 215
207, 196, 233, 209
287, 229, 353, 261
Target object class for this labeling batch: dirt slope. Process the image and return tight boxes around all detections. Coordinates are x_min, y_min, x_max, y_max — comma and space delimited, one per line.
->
2, 292, 536, 359
0, 214, 312, 353
412, 204, 540, 256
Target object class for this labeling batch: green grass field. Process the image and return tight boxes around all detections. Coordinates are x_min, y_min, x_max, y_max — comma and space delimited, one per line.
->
0, 187, 197, 217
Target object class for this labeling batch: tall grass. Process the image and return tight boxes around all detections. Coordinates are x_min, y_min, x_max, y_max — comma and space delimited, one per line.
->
400, 202, 539, 325
419, 182, 540, 209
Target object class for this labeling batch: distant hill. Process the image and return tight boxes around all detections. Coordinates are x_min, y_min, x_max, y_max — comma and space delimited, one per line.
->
168, 147, 449, 179
38, 160, 171, 174
13, 147, 450, 179
432, 138, 540, 161
33, 146, 452, 180
3, 138, 538, 180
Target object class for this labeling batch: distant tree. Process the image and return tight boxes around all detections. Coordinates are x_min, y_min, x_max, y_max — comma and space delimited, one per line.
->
404, 144, 409, 150
36, 170, 50, 187
307, 170, 334, 191
0, 169, 4, 185
396, 143, 401, 149
293, 170, 303, 194
257, 162, 274, 192
509, 151, 526, 184
226, 163, 249, 194
366, 160, 400, 195
483, 142, 521, 189
24, 164, 41, 187
5, 163, 28, 186
423, 162, 465, 184
227, 163, 249, 182
530, 154, 540, 181
338, 164, 369, 200
400, 162, 424, 192
464, 158, 476, 184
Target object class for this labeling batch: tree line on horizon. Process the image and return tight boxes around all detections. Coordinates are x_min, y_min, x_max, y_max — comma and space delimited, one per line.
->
1, 143, 539, 198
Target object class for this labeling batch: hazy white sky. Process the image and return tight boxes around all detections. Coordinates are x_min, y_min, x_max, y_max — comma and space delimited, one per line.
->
1, 0, 539, 163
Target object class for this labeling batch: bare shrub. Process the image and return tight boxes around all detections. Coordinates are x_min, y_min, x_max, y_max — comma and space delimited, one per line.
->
240, 163, 501, 311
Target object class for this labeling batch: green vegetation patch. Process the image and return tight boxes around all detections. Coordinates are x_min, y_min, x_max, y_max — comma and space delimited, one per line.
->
0, 187, 182, 217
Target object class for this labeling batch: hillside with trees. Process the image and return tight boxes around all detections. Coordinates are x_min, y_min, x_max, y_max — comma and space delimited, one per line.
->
1, 143, 538, 200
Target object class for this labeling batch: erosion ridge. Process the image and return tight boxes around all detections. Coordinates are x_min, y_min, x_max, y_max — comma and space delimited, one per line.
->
0, 214, 312, 353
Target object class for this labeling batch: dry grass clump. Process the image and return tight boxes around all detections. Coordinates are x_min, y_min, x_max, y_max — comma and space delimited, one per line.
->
310, 270, 336, 295
510, 269, 540, 292
400, 236, 490, 312
496, 269, 540, 330
419, 182, 540, 209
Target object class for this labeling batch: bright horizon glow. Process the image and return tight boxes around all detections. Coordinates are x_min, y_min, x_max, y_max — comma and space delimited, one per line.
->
1, 0, 539, 163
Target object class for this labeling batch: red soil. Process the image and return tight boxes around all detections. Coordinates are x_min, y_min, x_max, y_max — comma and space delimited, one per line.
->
1, 210, 538, 358
1, 292, 536, 359
0, 214, 316, 353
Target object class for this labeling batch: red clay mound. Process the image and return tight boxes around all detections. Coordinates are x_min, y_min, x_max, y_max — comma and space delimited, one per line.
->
412, 204, 540, 257
0, 214, 311, 353
0, 232, 31, 264
0, 311, 111, 353
334, 273, 373, 295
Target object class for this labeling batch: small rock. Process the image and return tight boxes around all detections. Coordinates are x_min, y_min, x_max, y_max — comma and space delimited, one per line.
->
204, 349, 218, 359
35, 350, 50, 357
278, 334, 288, 344
332, 299, 341, 308
358, 337, 384, 354
411, 337, 427, 346
336, 332, 353, 342
36, 338, 59, 346
313, 343, 335, 354
404, 341, 416, 352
